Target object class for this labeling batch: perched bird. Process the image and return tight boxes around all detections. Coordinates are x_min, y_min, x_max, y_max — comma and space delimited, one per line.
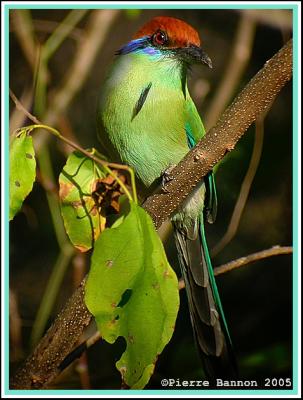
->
97, 16, 237, 379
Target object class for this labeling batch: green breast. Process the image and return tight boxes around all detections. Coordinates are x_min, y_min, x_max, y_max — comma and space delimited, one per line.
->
98, 52, 202, 189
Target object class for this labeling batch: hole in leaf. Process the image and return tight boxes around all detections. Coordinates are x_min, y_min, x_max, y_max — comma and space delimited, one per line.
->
117, 289, 132, 308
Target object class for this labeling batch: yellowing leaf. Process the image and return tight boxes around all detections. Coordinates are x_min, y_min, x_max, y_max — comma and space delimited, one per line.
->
59, 151, 108, 252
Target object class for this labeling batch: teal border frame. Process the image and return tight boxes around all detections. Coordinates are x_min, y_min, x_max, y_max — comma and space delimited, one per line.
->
2, 1, 301, 397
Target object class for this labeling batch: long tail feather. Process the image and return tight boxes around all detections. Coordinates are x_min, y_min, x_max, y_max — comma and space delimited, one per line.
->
173, 213, 238, 380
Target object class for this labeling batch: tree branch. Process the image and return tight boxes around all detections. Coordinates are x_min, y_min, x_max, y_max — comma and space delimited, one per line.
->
10, 39, 293, 389
11, 280, 92, 389
178, 245, 293, 289
211, 111, 266, 256
142, 39, 292, 229
213, 245, 293, 276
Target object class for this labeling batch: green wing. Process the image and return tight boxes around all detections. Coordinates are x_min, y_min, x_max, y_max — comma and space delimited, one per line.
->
184, 94, 206, 143
185, 95, 217, 223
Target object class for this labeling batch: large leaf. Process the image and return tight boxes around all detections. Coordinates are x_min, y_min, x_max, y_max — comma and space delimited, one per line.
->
85, 202, 179, 389
59, 151, 108, 252
9, 130, 36, 220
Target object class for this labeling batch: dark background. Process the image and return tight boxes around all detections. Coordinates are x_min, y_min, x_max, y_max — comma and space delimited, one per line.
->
9, 7, 293, 390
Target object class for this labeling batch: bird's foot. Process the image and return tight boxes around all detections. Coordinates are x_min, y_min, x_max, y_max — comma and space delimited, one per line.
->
161, 164, 176, 193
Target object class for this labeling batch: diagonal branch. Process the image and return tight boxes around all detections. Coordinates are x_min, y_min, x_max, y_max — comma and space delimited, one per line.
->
142, 39, 292, 229
22, 245, 293, 375
11, 280, 92, 389
10, 39, 293, 390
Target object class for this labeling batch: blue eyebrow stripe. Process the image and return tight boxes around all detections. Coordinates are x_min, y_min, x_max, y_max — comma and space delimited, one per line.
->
116, 37, 150, 55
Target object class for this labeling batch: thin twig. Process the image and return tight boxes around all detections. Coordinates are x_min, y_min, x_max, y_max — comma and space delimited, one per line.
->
205, 10, 256, 130
57, 331, 101, 375
75, 353, 91, 389
10, 88, 78, 349
34, 9, 120, 150
9, 89, 40, 124
9, 289, 24, 361
211, 111, 266, 256
178, 245, 293, 289
10, 11, 118, 386
9, 91, 138, 203
10, 39, 293, 390
9, 88, 34, 134
42, 10, 88, 61
34, 10, 89, 117
238, 9, 293, 30
214, 245, 293, 276
10, 10, 37, 72
56, 244, 294, 368
57, 116, 82, 156
10, 18, 84, 41
11, 9, 120, 150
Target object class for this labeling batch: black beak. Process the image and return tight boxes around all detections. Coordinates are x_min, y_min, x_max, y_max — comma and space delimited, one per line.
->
176, 45, 212, 68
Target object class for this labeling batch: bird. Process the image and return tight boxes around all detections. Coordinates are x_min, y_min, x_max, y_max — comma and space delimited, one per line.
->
97, 16, 237, 380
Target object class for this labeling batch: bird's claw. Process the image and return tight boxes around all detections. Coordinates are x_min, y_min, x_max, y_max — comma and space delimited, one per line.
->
161, 164, 176, 192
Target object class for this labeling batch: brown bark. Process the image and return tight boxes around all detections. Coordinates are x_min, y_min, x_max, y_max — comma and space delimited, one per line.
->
143, 39, 292, 229
11, 280, 91, 389
11, 39, 293, 390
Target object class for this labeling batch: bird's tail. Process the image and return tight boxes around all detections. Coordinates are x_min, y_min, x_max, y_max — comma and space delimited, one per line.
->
173, 214, 238, 380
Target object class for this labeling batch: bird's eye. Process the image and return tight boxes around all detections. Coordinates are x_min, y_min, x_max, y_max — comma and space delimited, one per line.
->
152, 30, 168, 46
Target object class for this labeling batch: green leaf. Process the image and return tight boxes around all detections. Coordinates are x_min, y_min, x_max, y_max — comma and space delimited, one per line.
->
85, 202, 179, 389
59, 150, 107, 252
9, 130, 36, 220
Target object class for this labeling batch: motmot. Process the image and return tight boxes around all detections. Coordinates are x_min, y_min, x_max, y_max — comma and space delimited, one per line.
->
97, 16, 237, 379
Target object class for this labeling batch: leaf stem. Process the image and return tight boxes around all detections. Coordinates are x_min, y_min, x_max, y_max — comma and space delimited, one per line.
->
10, 91, 138, 203
18, 124, 138, 203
